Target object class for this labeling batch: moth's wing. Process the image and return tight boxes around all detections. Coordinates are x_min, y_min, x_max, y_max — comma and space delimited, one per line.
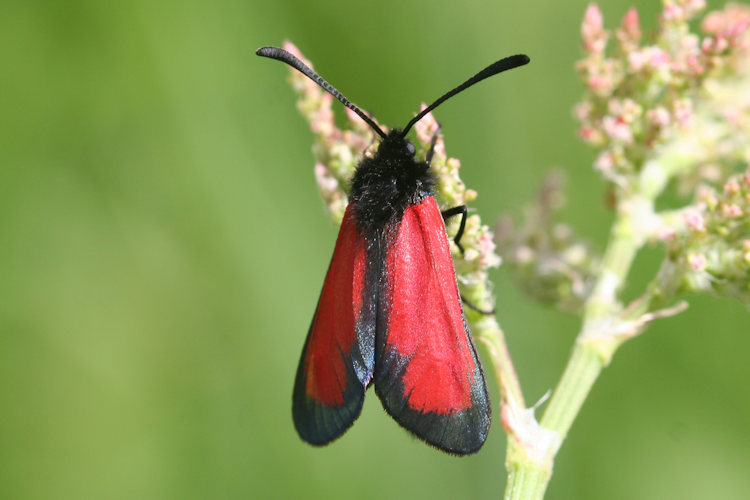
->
374, 196, 490, 455
293, 205, 375, 445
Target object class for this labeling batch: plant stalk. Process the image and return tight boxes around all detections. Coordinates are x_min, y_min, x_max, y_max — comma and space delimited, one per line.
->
503, 197, 644, 499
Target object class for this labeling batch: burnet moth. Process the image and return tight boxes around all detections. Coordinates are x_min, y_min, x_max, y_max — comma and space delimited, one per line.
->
257, 46, 529, 455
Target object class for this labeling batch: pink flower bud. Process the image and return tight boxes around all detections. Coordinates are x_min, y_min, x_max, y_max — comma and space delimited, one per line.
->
684, 210, 707, 232
594, 151, 615, 173
628, 50, 647, 71
621, 8, 641, 41
574, 101, 593, 121
663, 0, 706, 23
685, 55, 704, 75
672, 99, 693, 128
587, 74, 614, 94
582, 4, 606, 54
724, 179, 741, 195
658, 226, 677, 241
647, 107, 671, 127
478, 231, 502, 269
715, 37, 730, 53
648, 47, 670, 69
697, 186, 719, 208
702, 4, 750, 40
688, 253, 707, 271
609, 98, 641, 122
721, 203, 743, 217
578, 125, 597, 142
663, 4, 684, 22
630, 46, 671, 72
583, 3, 603, 31
582, 6, 611, 57
315, 163, 339, 194
617, 8, 642, 53
682, 0, 707, 18
602, 115, 634, 143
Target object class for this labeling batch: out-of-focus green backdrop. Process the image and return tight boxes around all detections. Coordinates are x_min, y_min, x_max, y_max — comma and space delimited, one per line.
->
2, 0, 749, 498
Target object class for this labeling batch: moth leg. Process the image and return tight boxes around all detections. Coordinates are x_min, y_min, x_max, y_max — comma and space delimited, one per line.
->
460, 294, 496, 315
441, 205, 467, 254
425, 124, 442, 165
432, 125, 492, 316
442, 206, 494, 316
427, 124, 467, 250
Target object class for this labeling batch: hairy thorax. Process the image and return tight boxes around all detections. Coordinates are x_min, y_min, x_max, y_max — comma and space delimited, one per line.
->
349, 130, 435, 237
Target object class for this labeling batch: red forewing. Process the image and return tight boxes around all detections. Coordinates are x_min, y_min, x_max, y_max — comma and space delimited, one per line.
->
374, 196, 490, 454
292, 205, 375, 445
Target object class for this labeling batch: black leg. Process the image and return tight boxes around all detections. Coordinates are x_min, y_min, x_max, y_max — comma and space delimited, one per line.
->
441, 205, 467, 254
442, 207, 494, 316
427, 124, 467, 250
425, 124, 442, 166
460, 294, 496, 315
429, 127, 491, 316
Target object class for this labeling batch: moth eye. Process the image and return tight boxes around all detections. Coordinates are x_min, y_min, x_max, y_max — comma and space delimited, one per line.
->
406, 143, 416, 155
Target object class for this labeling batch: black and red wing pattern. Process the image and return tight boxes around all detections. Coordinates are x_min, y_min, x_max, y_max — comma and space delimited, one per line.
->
374, 196, 491, 454
292, 205, 375, 445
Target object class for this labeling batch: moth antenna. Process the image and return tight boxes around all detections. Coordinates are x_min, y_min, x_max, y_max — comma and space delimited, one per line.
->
256, 46, 387, 139
401, 54, 530, 137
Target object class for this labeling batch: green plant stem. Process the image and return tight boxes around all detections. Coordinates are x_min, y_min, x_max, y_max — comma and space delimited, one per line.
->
541, 209, 641, 430
503, 199, 644, 499
504, 444, 548, 500
475, 315, 525, 408
540, 342, 608, 444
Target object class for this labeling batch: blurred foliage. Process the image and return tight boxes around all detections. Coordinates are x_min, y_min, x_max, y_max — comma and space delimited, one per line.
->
1, 0, 748, 499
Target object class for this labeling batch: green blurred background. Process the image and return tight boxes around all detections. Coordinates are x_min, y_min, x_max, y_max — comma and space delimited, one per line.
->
2, 0, 749, 498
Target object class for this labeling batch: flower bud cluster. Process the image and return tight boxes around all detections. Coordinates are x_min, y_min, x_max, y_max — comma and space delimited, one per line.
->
665, 169, 750, 302
495, 172, 601, 314
576, 2, 750, 189
571, 3, 750, 310
283, 41, 377, 224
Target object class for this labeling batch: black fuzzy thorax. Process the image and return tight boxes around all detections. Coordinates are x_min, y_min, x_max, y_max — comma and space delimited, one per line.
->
349, 129, 435, 237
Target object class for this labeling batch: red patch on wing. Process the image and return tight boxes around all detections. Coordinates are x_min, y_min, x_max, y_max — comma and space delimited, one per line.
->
304, 205, 366, 406
383, 197, 478, 414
